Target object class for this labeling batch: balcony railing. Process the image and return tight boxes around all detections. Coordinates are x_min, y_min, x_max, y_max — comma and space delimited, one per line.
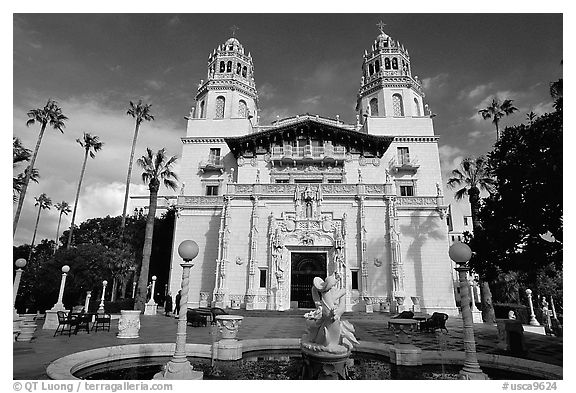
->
270, 145, 346, 161
199, 155, 224, 172
391, 155, 420, 172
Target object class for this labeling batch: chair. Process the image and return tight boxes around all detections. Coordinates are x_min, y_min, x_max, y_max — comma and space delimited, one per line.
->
92, 313, 111, 332
71, 312, 91, 335
187, 309, 208, 327
392, 311, 414, 319
210, 307, 228, 325
54, 311, 74, 337
421, 312, 449, 333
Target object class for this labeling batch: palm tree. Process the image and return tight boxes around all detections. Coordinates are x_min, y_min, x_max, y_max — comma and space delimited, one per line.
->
13, 137, 40, 202
14, 100, 67, 235
54, 201, 72, 253
67, 133, 104, 249
120, 100, 155, 237
134, 148, 178, 311
448, 156, 496, 323
28, 193, 52, 262
526, 111, 538, 126
478, 98, 518, 141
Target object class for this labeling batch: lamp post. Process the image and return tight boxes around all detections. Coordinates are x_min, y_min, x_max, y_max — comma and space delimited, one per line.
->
98, 280, 108, 313
149, 276, 157, 303
13, 258, 27, 316
154, 240, 203, 380
525, 289, 540, 326
54, 265, 70, 309
449, 242, 488, 380
132, 281, 137, 298
84, 291, 92, 312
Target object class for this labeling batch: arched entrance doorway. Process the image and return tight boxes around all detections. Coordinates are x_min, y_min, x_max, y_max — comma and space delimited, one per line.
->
290, 252, 327, 308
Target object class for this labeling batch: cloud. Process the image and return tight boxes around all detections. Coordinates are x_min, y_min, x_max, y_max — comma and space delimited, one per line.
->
167, 16, 181, 27
438, 144, 466, 176
301, 95, 322, 106
144, 80, 165, 90
460, 83, 493, 100
107, 64, 122, 72
421, 73, 450, 92
13, 93, 183, 245
258, 83, 277, 100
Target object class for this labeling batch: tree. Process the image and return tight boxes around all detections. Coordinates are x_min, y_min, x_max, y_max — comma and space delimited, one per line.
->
472, 91, 562, 304
13, 137, 40, 202
14, 99, 67, 235
28, 193, 52, 262
134, 148, 178, 311
448, 156, 497, 322
67, 133, 104, 249
478, 98, 518, 141
120, 100, 155, 237
54, 201, 72, 252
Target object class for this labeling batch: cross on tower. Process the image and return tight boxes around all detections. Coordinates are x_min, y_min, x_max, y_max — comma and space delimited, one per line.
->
377, 20, 386, 33
230, 25, 240, 37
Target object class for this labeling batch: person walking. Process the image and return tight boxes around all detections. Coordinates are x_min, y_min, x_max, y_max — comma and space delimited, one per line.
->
174, 290, 181, 318
164, 292, 173, 317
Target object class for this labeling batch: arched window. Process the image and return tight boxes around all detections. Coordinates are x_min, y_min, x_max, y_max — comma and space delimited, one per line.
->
385, 58, 391, 70
219, 61, 225, 72
392, 58, 398, 70
226, 61, 232, 72
236, 62, 241, 75
215, 96, 225, 119
199, 101, 205, 118
238, 100, 248, 118
375, 60, 380, 73
413, 98, 421, 116
368, 63, 374, 76
392, 94, 404, 117
242, 66, 247, 77
369, 98, 379, 117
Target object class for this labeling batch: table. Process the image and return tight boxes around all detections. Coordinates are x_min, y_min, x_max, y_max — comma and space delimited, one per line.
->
412, 314, 430, 331
69, 312, 92, 335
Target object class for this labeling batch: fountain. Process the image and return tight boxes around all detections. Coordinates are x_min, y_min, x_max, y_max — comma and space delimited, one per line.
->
300, 273, 358, 379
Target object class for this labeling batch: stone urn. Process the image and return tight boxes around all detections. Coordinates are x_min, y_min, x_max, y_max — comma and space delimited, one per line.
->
117, 310, 141, 339
215, 315, 244, 360
18, 314, 38, 342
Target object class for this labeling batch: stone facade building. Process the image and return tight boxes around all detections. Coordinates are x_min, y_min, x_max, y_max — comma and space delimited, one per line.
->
169, 27, 458, 315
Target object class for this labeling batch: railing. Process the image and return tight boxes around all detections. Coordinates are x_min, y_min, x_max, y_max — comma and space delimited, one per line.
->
198, 155, 224, 171
391, 155, 420, 171
269, 145, 347, 161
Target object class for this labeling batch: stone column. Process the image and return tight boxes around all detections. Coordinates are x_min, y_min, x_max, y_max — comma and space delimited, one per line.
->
84, 291, 92, 312
526, 289, 540, 326
246, 195, 259, 310
98, 280, 108, 313
145, 276, 158, 315
154, 240, 202, 380
43, 265, 71, 330
13, 258, 26, 340
468, 275, 483, 323
411, 296, 421, 313
214, 196, 231, 308
450, 243, 488, 380
357, 195, 370, 312
132, 282, 137, 298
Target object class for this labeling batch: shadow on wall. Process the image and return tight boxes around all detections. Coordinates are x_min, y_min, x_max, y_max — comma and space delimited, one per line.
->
198, 212, 222, 302
400, 211, 445, 310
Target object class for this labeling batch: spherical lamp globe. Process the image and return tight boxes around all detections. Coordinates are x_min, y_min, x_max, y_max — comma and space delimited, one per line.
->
103, 280, 108, 286
15, 258, 27, 269
152, 275, 157, 281
62, 265, 70, 273
449, 242, 472, 264
178, 240, 199, 262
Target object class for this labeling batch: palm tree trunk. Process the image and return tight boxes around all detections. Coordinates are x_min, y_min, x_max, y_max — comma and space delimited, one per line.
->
54, 212, 63, 254
135, 183, 158, 311
111, 277, 119, 302
14, 123, 46, 235
28, 204, 42, 262
495, 122, 500, 141
469, 188, 496, 323
120, 122, 140, 238
67, 149, 89, 249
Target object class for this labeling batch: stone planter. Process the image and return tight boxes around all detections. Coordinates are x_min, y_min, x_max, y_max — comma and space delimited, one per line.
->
117, 310, 141, 339
215, 315, 244, 360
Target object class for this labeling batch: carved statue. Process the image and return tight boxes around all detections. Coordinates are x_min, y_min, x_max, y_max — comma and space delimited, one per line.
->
385, 168, 390, 183
302, 274, 358, 354
180, 182, 186, 196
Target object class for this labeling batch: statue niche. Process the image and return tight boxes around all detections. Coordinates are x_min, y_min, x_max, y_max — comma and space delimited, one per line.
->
295, 184, 323, 219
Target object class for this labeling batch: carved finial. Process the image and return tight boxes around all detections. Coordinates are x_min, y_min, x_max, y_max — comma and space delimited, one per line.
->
256, 169, 260, 184
377, 20, 386, 34
230, 25, 239, 37
180, 182, 186, 195
358, 169, 363, 183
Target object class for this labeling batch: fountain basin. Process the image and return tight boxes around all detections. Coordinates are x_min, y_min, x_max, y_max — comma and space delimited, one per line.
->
47, 339, 562, 380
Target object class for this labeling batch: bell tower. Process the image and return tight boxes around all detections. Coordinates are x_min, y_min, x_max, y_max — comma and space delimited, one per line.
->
356, 22, 426, 122
188, 33, 259, 136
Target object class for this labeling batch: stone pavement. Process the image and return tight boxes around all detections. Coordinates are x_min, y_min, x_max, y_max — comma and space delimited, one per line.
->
13, 310, 563, 380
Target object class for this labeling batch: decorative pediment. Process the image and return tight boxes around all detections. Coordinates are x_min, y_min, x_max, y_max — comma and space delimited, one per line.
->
225, 117, 393, 158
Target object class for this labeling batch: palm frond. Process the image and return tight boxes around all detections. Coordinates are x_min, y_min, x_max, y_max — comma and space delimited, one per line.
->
454, 187, 468, 200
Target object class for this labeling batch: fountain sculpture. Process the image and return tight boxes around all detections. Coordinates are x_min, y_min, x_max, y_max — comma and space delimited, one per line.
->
301, 273, 358, 379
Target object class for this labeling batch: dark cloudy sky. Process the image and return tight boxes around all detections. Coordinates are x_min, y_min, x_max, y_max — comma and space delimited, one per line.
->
12, 13, 563, 246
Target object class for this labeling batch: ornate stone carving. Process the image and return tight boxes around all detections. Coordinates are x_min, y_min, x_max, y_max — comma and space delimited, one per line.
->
237, 156, 245, 166
117, 310, 141, 339
372, 157, 381, 166
181, 196, 224, 206
396, 197, 437, 206
374, 258, 382, 267
359, 156, 367, 166
250, 157, 258, 167
235, 257, 243, 265
365, 184, 385, 194
235, 184, 253, 194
